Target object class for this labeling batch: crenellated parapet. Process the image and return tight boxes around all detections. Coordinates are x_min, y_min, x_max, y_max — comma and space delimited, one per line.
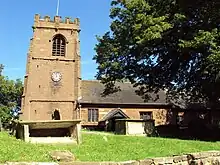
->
33, 14, 80, 31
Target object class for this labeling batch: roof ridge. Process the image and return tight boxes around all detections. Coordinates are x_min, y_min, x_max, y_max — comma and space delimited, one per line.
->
82, 79, 132, 84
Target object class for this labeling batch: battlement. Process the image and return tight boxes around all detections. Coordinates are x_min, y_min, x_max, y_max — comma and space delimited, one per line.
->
33, 14, 80, 30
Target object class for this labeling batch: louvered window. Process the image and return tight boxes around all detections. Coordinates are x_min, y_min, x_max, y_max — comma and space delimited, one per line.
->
52, 34, 66, 56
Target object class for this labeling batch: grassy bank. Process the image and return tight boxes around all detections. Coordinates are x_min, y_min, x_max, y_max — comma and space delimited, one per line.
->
0, 131, 220, 162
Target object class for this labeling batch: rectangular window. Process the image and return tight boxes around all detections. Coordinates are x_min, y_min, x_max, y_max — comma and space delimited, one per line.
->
140, 111, 153, 120
88, 108, 99, 122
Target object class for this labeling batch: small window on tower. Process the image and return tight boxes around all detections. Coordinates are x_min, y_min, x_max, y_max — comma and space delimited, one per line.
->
52, 34, 66, 56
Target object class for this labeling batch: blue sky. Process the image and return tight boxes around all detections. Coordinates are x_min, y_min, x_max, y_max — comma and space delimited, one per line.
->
0, 0, 112, 80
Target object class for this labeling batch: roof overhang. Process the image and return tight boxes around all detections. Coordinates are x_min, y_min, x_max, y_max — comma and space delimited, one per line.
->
100, 108, 130, 121
79, 101, 173, 108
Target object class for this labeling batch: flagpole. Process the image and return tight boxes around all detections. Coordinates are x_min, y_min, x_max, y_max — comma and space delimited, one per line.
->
56, 0, 60, 16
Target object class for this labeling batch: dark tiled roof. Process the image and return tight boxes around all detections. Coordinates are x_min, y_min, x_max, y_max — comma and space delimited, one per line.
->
81, 80, 168, 104
100, 108, 130, 121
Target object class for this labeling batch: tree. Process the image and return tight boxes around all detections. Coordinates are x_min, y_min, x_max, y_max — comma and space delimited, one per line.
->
0, 65, 23, 123
0, 64, 3, 76
94, 0, 220, 105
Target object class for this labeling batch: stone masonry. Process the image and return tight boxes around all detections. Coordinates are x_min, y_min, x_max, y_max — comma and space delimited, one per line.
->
20, 14, 81, 121
5, 151, 220, 165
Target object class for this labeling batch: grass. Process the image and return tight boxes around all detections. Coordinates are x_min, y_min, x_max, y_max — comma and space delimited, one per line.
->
1, 131, 220, 163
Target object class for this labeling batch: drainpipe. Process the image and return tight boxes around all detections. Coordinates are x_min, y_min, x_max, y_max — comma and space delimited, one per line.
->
79, 104, 82, 119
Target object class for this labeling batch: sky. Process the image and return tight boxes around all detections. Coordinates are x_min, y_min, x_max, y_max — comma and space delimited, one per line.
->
0, 0, 112, 81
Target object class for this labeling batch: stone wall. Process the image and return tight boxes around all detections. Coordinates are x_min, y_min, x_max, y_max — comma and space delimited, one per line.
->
21, 14, 81, 121
81, 107, 175, 127
5, 151, 220, 165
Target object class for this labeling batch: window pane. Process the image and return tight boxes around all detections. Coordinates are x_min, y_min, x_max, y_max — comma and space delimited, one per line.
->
140, 112, 153, 120
88, 109, 91, 122
94, 109, 98, 122
88, 109, 99, 122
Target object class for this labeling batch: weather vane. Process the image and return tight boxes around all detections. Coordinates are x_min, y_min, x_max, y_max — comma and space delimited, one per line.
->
56, 0, 60, 16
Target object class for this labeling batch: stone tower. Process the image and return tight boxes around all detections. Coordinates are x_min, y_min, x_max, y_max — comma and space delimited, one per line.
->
20, 14, 81, 121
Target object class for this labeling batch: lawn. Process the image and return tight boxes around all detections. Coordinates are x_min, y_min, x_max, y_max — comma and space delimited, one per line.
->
1, 131, 220, 163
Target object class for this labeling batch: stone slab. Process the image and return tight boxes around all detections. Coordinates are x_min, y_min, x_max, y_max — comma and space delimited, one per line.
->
138, 159, 153, 165
15, 120, 81, 129
49, 151, 75, 162
119, 161, 138, 165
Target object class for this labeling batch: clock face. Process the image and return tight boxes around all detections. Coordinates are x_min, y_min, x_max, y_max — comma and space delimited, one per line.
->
51, 72, 62, 82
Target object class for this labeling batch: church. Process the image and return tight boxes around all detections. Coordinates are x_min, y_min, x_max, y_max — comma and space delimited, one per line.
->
20, 14, 178, 132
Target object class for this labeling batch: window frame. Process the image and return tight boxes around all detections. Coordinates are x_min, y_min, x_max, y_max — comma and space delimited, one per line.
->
139, 111, 153, 120
52, 34, 66, 57
88, 108, 99, 122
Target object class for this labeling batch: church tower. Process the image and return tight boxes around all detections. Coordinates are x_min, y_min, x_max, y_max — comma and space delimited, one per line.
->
21, 14, 81, 121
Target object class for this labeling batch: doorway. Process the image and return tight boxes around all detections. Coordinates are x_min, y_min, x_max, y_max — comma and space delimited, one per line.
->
102, 108, 130, 132
52, 109, 61, 120
108, 116, 125, 132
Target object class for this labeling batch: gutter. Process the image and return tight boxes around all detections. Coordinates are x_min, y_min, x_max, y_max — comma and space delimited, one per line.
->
79, 101, 172, 106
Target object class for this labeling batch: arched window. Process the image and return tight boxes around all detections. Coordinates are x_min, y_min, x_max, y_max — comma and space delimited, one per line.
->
52, 34, 66, 56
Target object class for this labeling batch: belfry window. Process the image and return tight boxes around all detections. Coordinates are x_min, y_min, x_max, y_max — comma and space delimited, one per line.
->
52, 34, 66, 56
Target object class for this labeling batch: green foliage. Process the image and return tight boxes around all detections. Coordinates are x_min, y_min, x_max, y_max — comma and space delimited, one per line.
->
94, 0, 220, 104
0, 64, 3, 76
0, 65, 23, 123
